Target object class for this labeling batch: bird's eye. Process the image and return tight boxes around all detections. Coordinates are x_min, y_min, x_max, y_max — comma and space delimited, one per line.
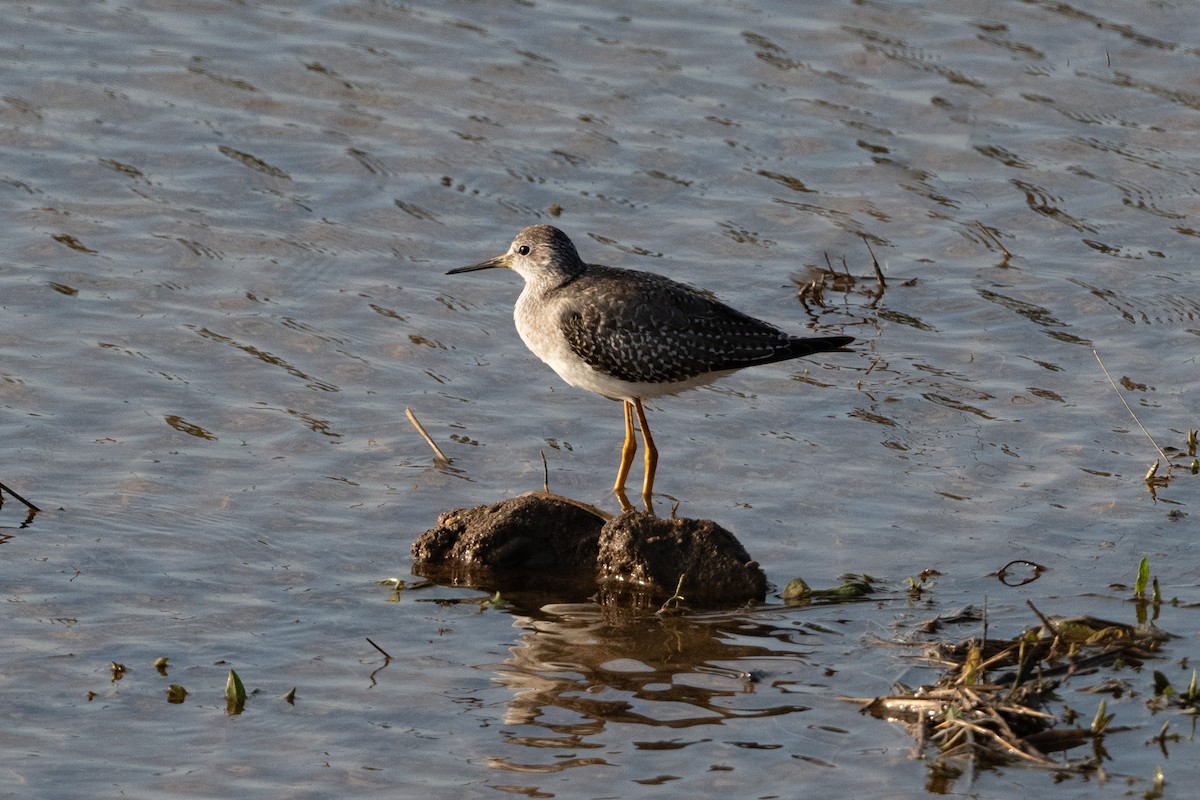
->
517, 245, 531, 256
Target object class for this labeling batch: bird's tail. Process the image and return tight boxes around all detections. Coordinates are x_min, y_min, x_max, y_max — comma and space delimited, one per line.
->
788, 335, 855, 358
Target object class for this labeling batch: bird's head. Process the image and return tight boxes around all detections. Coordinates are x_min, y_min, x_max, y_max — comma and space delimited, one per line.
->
448, 224, 585, 285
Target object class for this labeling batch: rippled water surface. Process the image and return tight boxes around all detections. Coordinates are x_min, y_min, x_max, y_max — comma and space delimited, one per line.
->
2, 0, 1198, 797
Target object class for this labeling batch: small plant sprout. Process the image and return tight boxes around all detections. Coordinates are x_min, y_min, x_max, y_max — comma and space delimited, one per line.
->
1150, 764, 1165, 798
1091, 699, 1114, 734
959, 642, 982, 686
480, 591, 507, 611
1135, 557, 1150, 600
658, 574, 687, 615
226, 669, 247, 714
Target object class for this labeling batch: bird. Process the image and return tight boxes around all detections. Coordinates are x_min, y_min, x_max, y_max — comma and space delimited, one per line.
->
447, 224, 853, 512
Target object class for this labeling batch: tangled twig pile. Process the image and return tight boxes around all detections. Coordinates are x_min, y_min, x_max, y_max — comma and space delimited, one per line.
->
852, 603, 1172, 772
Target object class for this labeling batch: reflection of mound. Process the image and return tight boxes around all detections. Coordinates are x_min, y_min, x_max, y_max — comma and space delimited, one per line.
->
412, 493, 767, 608
493, 603, 811, 733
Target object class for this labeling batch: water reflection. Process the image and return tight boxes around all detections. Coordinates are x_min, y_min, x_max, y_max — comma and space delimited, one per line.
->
2, 0, 1199, 794
487, 602, 824, 760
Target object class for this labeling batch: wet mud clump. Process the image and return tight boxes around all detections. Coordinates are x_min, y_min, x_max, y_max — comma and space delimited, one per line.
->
596, 512, 766, 608
411, 493, 767, 608
411, 494, 603, 597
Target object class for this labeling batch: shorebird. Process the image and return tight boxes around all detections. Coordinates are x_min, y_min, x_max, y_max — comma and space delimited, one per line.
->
448, 224, 853, 512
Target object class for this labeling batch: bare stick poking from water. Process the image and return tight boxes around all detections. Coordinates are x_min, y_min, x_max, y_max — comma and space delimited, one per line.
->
365, 636, 393, 686
1093, 349, 1172, 465
0, 481, 40, 513
540, 450, 549, 493
862, 235, 887, 289
366, 636, 392, 661
405, 407, 450, 465
1025, 600, 1058, 637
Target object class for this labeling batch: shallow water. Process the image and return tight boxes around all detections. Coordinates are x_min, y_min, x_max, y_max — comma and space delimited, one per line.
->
2, 0, 1198, 796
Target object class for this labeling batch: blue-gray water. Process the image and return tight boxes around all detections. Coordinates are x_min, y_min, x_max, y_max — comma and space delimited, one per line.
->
2, 0, 1197, 797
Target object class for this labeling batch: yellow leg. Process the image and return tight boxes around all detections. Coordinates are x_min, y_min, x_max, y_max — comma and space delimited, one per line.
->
613, 400, 637, 511
632, 398, 657, 514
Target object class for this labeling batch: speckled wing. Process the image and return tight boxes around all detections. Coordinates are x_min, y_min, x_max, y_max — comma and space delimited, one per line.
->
556, 265, 843, 384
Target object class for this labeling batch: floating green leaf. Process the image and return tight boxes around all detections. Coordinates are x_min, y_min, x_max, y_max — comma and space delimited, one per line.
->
166, 684, 188, 704
377, 578, 407, 602
783, 576, 873, 603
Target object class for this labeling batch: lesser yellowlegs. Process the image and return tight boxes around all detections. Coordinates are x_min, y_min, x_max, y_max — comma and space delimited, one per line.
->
448, 224, 853, 512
